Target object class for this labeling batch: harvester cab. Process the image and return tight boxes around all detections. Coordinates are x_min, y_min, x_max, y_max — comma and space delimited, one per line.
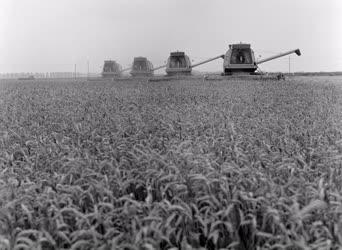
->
130, 57, 154, 77
101, 60, 123, 78
165, 51, 192, 76
223, 43, 257, 74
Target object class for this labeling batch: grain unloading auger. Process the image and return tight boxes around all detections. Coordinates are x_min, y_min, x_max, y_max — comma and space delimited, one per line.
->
152, 64, 167, 72
190, 54, 225, 69
121, 67, 131, 72
256, 49, 301, 65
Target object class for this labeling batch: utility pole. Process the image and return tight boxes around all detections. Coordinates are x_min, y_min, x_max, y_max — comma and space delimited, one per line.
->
87, 60, 89, 79
74, 64, 77, 79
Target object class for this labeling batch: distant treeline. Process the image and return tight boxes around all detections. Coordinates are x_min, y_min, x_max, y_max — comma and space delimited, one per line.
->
291, 72, 342, 76
0, 72, 100, 79
257, 72, 342, 76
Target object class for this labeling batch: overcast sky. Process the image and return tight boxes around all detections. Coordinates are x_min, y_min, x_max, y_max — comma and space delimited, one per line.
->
0, 0, 341, 73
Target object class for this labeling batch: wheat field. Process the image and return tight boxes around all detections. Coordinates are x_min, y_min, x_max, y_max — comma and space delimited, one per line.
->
0, 76, 342, 249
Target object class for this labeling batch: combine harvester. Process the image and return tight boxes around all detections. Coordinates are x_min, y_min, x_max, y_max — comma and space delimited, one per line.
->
101, 60, 131, 78
212, 43, 301, 80
206, 43, 301, 80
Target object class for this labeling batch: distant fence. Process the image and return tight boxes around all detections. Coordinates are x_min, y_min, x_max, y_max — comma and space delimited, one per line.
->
0, 72, 101, 79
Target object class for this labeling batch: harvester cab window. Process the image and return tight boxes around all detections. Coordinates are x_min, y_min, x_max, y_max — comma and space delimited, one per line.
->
103, 62, 116, 72
170, 56, 187, 68
230, 49, 252, 64
103, 64, 111, 72
133, 61, 147, 71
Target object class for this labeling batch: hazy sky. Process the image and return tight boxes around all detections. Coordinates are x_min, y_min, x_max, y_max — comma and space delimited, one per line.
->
0, 0, 341, 73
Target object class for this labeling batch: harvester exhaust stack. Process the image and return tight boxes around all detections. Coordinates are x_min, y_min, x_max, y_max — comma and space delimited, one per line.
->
256, 49, 301, 65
